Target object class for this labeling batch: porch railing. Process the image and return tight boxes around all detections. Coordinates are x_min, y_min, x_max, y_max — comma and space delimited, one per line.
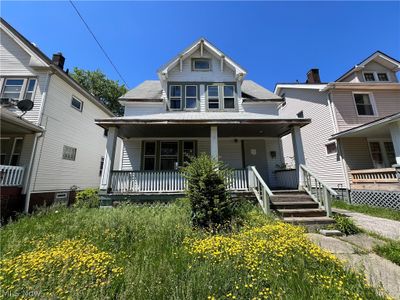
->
247, 166, 273, 214
0, 165, 25, 187
350, 168, 398, 183
300, 164, 337, 217
110, 169, 249, 194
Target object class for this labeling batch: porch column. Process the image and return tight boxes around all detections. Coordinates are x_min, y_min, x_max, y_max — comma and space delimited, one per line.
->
100, 127, 118, 192
291, 125, 306, 187
210, 126, 218, 160
389, 120, 400, 165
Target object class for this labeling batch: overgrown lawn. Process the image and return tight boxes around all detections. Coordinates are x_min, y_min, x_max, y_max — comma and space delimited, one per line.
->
0, 200, 390, 299
332, 200, 400, 221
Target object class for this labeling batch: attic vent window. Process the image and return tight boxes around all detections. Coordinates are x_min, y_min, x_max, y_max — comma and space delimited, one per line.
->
192, 58, 211, 71
364, 73, 375, 82
377, 73, 389, 81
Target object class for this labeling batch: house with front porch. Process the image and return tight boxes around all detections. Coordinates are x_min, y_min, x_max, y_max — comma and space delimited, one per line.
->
96, 38, 338, 223
0, 18, 115, 219
276, 51, 400, 209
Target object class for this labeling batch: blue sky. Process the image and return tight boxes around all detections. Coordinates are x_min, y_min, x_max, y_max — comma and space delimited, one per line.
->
2, 1, 400, 91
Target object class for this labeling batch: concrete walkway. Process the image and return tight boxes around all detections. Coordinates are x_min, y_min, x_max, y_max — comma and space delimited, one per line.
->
308, 233, 400, 299
334, 208, 400, 240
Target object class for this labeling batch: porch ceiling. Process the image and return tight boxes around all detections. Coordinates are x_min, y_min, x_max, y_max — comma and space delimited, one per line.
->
97, 121, 310, 139
0, 109, 44, 135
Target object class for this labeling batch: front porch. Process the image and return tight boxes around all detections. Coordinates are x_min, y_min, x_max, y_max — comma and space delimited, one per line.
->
332, 113, 400, 209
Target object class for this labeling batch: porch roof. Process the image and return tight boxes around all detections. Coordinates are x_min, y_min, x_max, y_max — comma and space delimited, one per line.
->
0, 108, 44, 134
330, 112, 400, 140
95, 112, 310, 138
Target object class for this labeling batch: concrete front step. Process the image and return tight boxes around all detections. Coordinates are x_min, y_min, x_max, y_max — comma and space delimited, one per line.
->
271, 201, 319, 209
283, 216, 334, 225
270, 196, 314, 202
278, 208, 326, 218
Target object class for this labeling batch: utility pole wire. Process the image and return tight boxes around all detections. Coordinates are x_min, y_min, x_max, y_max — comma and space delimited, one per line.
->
69, 0, 128, 86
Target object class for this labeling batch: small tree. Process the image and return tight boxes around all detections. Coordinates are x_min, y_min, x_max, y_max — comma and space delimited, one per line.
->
182, 154, 234, 230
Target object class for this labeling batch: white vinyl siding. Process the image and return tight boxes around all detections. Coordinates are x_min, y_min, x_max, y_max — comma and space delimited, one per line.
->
29, 75, 112, 191
167, 48, 235, 82
279, 88, 345, 188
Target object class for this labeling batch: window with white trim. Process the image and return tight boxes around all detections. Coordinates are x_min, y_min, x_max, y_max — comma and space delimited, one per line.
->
99, 156, 104, 176
207, 85, 219, 109
325, 142, 337, 155
192, 58, 211, 71
183, 141, 195, 163
62, 145, 77, 161
223, 85, 235, 109
169, 85, 182, 110
24, 79, 37, 100
377, 73, 389, 81
71, 96, 83, 112
185, 85, 197, 109
353, 93, 375, 116
1, 79, 24, 99
363, 72, 375, 82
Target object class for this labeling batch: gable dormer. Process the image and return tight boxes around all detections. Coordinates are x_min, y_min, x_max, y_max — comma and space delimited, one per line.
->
336, 51, 400, 83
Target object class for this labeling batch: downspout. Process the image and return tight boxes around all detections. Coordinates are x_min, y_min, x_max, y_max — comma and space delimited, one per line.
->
24, 72, 52, 213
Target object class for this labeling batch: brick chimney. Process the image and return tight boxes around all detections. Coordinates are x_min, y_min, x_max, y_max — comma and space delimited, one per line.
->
306, 68, 321, 84
52, 52, 65, 70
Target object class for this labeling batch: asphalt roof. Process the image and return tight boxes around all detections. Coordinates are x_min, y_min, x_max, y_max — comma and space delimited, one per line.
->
120, 80, 281, 101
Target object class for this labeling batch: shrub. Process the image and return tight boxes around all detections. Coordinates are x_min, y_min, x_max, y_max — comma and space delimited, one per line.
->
332, 214, 361, 235
74, 188, 100, 208
182, 154, 235, 230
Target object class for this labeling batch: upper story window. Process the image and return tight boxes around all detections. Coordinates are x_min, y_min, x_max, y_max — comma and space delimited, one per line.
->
207, 85, 220, 109
71, 96, 83, 112
185, 85, 197, 109
1, 78, 37, 100
353, 93, 376, 116
207, 84, 236, 110
363, 72, 375, 82
62, 145, 77, 161
169, 85, 182, 110
192, 58, 211, 71
377, 73, 389, 81
363, 72, 390, 82
223, 85, 235, 109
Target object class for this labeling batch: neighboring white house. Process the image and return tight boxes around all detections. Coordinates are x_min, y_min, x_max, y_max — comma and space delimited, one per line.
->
276, 52, 400, 208
95, 38, 328, 209
0, 18, 116, 215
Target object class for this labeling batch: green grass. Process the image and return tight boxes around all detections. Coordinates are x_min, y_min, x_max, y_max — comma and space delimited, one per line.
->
0, 200, 389, 299
332, 200, 400, 221
374, 240, 400, 266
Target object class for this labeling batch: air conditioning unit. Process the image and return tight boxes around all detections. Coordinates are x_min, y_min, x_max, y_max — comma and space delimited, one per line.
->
0, 98, 18, 107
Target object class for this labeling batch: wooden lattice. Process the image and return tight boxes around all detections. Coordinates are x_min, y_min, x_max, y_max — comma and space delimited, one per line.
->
350, 190, 400, 210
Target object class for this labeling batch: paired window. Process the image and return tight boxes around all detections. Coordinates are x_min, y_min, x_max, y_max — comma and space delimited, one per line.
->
71, 96, 83, 112
169, 85, 198, 110
0, 137, 23, 165
1, 78, 37, 100
62, 145, 77, 161
142, 141, 196, 171
369, 141, 396, 168
192, 58, 211, 71
207, 84, 236, 110
353, 93, 375, 116
325, 142, 337, 155
363, 72, 390, 82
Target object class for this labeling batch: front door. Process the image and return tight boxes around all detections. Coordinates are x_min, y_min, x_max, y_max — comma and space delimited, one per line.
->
243, 140, 268, 182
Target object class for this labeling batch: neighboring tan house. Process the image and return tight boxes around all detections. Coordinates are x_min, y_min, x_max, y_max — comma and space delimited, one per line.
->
276, 51, 400, 209
0, 18, 115, 217
96, 38, 339, 223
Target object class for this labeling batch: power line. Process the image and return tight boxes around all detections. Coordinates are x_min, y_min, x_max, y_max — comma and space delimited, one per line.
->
69, 0, 128, 86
